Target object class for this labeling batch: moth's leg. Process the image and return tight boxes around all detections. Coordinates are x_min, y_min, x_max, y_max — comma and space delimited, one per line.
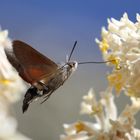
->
40, 90, 53, 104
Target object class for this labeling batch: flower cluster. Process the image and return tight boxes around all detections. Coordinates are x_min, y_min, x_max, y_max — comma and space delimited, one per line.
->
60, 13, 140, 140
96, 13, 140, 97
60, 88, 140, 140
0, 29, 31, 140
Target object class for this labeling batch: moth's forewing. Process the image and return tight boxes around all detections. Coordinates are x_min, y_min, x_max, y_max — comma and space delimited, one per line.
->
5, 40, 58, 84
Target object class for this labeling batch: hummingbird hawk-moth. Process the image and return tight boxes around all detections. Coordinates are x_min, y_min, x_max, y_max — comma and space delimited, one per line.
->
5, 40, 79, 113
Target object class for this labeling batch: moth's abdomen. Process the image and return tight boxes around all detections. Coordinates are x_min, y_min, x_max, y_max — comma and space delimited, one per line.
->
22, 87, 38, 113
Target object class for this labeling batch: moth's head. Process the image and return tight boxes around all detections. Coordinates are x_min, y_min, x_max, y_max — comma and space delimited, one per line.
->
67, 61, 78, 71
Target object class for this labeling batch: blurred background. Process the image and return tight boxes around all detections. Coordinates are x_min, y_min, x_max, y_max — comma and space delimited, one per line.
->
0, 0, 140, 139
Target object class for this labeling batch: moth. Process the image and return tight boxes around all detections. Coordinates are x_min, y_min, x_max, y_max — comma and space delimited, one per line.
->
5, 40, 109, 113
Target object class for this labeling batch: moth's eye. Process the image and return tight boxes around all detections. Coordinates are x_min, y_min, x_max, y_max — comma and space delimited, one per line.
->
69, 64, 72, 68
68, 63, 73, 68
72, 63, 76, 67
68, 62, 76, 68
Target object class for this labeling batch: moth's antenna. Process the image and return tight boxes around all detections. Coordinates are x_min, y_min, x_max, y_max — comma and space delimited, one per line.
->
68, 41, 77, 62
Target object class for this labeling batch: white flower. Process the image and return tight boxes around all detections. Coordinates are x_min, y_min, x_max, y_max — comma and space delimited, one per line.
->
80, 89, 98, 115
0, 29, 11, 47
60, 13, 140, 140
0, 28, 31, 140
60, 88, 140, 140
0, 29, 26, 102
96, 13, 140, 97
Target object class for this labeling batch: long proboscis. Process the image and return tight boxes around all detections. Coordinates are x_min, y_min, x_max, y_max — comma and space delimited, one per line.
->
78, 60, 115, 65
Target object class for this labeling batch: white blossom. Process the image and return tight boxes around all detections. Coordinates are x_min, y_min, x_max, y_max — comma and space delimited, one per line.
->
0, 29, 31, 140
96, 13, 140, 97
60, 88, 140, 140
61, 13, 140, 140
